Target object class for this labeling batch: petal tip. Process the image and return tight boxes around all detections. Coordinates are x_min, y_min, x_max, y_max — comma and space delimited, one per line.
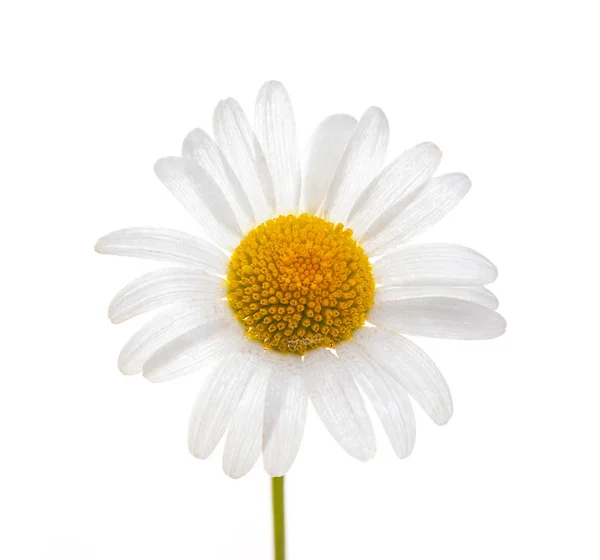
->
364, 106, 387, 122
356, 443, 377, 461
423, 141, 442, 158
214, 97, 237, 112
153, 157, 172, 178
433, 409, 453, 426
108, 308, 120, 324
94, 239, 104, 253
395, 443, 415, 459
188, 446, 208, 460
260, 79, 286, 91
456, 172, 472, 190
497, 315, 507, 336
141, 367, 162, 383
223, 463, 251, 479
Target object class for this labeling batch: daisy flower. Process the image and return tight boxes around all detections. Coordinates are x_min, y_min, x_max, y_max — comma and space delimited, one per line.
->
96, 81, 505, 480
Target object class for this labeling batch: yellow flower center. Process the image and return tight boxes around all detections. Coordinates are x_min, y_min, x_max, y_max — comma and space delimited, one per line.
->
227, 214, 375, 355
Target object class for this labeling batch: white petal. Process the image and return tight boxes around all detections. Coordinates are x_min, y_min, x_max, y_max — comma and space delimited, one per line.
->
369, 297, 507, 340
376, 285, 499, 310
154, 156, 242, 250
363, 173, 471, 255
95, 227, 227, 272
262, 354, 307, 477
213, 98, 275, 223
347, 143, 442, 239
354, 328, 453, 425
108, 268, 223, 324
373, 243, 497, 286
255, 81, 301, 215
223, 363, 270, 478
182, 129, 256, 232
336, 343, 415, 457
118, 302, 226, 375
303, 349, 376, 460
188, 349, 259, 459
143, 317, 242, 382
301, 114, 357, 214
322, 107, 389, 224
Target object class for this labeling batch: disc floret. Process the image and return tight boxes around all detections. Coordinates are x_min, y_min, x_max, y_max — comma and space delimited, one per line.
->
227, 214, 375, 355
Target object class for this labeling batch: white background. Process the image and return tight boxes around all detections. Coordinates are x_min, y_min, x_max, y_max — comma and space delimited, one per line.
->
2, 1, 599, 559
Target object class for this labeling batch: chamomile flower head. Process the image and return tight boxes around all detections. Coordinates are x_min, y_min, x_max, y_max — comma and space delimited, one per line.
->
96, 81, 505, 478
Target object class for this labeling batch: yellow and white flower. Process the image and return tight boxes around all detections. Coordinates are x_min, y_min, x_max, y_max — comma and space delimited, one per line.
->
96, 81, 505, 478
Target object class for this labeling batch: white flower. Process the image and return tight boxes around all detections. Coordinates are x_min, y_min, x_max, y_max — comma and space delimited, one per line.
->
96, 81, 505, 479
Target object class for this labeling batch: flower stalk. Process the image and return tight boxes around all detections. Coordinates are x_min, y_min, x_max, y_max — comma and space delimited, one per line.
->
271, 476, 285, 560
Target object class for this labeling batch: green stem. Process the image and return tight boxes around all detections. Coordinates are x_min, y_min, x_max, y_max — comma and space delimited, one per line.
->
271, 476, 285, 560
